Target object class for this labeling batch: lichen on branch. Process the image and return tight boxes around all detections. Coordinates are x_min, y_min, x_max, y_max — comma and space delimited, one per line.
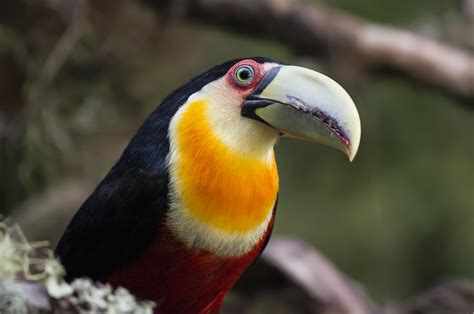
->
0, 219, 155, 313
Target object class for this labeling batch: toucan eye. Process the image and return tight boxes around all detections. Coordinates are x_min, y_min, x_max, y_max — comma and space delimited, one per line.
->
234, 65, 255, 85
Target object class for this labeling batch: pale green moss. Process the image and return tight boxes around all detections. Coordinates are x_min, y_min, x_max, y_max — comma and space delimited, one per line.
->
0, 219, 155, 313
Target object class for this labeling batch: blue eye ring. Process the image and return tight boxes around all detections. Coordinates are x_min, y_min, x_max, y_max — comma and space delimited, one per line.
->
234, 65, 255, 85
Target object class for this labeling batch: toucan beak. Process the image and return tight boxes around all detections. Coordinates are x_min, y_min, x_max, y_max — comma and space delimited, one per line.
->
242, 66, 361, 161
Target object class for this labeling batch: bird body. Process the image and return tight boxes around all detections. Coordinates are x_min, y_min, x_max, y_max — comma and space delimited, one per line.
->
56, 57, 361, 313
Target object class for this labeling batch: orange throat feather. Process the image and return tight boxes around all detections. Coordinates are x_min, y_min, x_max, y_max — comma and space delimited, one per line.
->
167, 98, 279, 257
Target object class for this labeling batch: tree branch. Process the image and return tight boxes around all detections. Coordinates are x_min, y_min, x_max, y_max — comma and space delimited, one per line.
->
261, 237, 379, 314
233, 236, 474, 314
146, 0, 474, 106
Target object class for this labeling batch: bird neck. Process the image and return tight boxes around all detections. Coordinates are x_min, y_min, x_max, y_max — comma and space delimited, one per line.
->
167, 98, 279, 257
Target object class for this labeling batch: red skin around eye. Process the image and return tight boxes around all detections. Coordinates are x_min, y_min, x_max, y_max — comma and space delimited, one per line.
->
226, 59, 265, 96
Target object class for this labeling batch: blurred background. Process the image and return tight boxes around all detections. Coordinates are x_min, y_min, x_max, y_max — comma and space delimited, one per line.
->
0, 0, 473, 311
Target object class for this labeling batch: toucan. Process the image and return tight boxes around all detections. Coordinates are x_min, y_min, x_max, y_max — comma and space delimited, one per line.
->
56, 57, 361, 313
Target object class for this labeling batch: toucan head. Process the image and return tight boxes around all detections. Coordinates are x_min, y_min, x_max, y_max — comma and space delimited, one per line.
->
179, 57, 361, 161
